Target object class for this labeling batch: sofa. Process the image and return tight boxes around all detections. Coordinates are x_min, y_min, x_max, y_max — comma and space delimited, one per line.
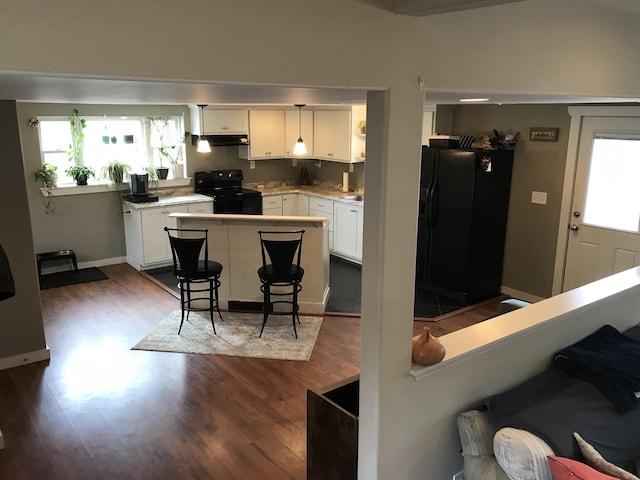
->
457, 323, 640, 480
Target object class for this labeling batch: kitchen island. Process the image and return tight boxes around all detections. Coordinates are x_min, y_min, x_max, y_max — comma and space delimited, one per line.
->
172, 213, 330, 315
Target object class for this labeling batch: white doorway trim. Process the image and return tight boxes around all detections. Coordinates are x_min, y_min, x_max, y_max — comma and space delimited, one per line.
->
552, 105, 640, 295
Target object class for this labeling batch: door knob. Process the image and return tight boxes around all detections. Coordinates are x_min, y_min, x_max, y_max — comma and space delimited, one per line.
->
569, 224, 579, 231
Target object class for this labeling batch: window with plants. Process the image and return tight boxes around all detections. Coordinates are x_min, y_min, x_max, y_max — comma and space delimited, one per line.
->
36, 112, 185, 187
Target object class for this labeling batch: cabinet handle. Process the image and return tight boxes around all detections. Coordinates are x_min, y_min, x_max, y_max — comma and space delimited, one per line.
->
351, 210, 357, 213
123, 210, 131, 214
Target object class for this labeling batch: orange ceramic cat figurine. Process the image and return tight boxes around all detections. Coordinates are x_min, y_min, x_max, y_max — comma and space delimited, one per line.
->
411, 327, 446, 366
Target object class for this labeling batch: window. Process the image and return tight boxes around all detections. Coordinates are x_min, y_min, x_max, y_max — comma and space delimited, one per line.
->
583, 137, 640, 233
38, 115, 185, 186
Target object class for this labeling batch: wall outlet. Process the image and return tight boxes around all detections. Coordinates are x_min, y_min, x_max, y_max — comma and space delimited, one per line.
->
250, 160, 256, 170
531, 190, 547, 205
452, 470, 464, 480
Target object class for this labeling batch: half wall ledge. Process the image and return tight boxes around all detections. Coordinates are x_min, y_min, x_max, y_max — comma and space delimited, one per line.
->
409, 266, 640, 381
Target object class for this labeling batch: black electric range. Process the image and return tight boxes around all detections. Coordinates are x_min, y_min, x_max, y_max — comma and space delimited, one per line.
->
194, 169, 262, 215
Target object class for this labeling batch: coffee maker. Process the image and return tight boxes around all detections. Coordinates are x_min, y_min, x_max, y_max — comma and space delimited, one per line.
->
125, 173, 158, 203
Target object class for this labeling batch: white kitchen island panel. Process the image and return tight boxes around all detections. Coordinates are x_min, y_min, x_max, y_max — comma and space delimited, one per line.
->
172, 213, 330, 315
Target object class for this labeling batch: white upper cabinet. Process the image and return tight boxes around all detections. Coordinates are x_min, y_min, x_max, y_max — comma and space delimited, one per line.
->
314, 110, 352, 161
240, 110, 285, 160
189, 106, 248, 135
285, 110, 314, 158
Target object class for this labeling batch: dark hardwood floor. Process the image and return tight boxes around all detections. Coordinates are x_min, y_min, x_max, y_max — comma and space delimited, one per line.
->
0, 263, 501, 479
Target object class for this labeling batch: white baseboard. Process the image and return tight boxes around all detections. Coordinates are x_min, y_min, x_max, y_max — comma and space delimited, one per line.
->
79, 256, 126, 269
500, 286, 546, 304
0, 347, 51, 371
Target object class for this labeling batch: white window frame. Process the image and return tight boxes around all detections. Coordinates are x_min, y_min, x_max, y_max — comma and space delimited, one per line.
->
36, 114, 190, 197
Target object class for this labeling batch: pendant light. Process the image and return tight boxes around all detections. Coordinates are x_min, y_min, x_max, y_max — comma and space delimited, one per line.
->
197, 104, 212, 153
293, 104, 307, 156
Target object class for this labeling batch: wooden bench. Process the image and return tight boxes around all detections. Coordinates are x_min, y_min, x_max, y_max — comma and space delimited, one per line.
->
36, 250, 78, 276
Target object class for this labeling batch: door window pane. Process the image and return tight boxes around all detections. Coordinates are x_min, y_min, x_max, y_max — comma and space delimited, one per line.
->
583, 137, 640, 232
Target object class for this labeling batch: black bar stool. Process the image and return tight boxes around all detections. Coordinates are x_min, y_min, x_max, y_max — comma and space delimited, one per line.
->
257, 230, 305, 338
164, 227, 223, 335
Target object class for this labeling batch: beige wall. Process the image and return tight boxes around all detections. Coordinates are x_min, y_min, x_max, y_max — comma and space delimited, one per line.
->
451, 104, 571, 298
18, 103, 190, 264
187, 143, 365, 190
0, 101, 47, 359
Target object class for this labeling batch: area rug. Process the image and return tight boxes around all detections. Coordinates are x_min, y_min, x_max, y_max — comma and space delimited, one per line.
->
132, 310, 323, 361
39, 267, 108, 290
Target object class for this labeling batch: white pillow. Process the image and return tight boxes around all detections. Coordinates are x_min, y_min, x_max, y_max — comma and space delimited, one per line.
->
493, 427, 554, 480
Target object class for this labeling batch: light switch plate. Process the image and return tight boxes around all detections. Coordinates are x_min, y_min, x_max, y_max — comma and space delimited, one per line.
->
531, 191, 547, 205
250, 160, 256, 170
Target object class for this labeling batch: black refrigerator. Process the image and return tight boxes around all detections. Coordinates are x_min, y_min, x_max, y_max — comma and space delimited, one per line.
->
415, 146, 514, 305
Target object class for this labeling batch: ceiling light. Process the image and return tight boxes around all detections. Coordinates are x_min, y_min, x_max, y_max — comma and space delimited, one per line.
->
197, 104, 211, 153
293, 104, 307, 156
459, 98, 490, 102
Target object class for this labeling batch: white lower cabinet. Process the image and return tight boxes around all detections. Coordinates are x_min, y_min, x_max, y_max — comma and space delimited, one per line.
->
333, 202, 364, 263
308, 196, 334, 251
282, 194, 298, 216
187, 203, 213, 214
123, 202, 209, 270
297, 194, 309, 216
262, 195, 283, 215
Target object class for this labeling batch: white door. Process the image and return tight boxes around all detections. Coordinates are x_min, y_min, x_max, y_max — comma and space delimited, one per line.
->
563, 116, 640, 291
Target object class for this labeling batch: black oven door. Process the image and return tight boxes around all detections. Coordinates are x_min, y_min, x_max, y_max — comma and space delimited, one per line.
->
214, 193, 262, 215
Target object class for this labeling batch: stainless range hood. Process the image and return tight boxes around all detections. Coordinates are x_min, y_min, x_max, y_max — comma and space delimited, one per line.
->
191, 134, 249, 147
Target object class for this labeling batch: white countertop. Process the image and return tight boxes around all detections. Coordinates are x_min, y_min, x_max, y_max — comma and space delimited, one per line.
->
123, 186, 364, 209
123, 193, 211, 209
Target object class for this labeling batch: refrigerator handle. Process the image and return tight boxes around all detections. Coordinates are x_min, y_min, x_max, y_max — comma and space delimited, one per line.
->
429, 182, 439, 228
418, 187, 428, 218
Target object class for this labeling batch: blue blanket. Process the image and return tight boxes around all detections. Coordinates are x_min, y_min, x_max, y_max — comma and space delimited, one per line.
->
554, 324, 640, 414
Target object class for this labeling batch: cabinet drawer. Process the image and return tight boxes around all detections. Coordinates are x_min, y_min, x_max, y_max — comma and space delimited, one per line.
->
308, 196, 333, 214
188, 202, 213, 214
263, 195, 283, 209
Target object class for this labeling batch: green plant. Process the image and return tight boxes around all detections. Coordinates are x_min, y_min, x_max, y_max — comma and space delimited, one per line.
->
66, 165, 95, 185
34, 163, 58, 188
148, 117, 185, 166
101, 160, 130, 186
34, 163, 58, 214
143, 164, 159, 186
67, 108, 86, 164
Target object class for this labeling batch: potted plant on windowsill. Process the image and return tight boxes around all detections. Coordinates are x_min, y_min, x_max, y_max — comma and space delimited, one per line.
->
101, 160, 130, 188
143, 164, 160, 187
66, 165, 95, 186
148, 116, 184, 180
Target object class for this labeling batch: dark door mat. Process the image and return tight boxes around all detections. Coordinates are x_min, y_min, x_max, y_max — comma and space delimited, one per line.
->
39, 267, 108, 290
143, 266, 180, 295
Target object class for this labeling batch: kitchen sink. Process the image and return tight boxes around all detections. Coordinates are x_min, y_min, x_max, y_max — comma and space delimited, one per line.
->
342, 195, 363, 201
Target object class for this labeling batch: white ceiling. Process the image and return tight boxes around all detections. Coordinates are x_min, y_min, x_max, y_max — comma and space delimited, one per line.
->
1, 0, 639, 108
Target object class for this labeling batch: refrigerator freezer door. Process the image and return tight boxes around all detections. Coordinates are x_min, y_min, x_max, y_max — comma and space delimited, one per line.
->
415, 147, 437, 283
427, 150, 476, 294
